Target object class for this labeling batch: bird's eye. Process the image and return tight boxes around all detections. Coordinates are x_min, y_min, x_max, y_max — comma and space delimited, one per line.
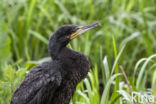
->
66, 36, 70, 39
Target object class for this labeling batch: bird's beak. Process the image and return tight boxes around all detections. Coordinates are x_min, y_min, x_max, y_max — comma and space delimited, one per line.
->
70, 23, 101, 40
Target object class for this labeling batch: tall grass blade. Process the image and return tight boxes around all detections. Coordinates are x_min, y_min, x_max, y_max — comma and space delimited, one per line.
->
136, 54, 156, 89
100, 73, 122, 104
29, 30, 48, 45
111, 45, 126, 75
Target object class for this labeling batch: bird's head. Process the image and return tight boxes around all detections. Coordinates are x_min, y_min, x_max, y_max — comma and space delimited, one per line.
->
49, 23, 101, 59
50, 23, 100, 46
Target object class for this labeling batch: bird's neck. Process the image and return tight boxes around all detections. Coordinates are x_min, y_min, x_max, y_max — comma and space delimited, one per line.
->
49, 44, 74, 61
57, 47, 81, 69
48, 38, 63, 60
58, 47, 77, 60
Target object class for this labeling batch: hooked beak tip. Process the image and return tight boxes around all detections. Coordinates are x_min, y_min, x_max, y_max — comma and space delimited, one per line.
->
79, 22, 101, 30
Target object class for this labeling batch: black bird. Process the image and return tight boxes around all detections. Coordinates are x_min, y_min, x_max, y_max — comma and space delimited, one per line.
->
10, 23, 100, 104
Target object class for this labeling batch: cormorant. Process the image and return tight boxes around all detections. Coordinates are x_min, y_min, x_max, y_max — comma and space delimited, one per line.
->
10, 23, 100, 104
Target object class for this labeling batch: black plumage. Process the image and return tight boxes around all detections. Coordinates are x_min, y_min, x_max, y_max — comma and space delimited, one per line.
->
10, 23, 100, 104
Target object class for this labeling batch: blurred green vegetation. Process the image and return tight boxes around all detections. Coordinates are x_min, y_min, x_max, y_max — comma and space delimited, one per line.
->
0, 0, 156, 104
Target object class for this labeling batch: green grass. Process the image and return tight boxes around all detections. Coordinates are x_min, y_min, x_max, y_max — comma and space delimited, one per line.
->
0, 0, 156, 104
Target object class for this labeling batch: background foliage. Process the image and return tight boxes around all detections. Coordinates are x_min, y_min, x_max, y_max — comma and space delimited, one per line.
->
0, 0, 156, 104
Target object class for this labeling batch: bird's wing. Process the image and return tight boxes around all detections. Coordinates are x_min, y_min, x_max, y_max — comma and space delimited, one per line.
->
10, 61, 62, 104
